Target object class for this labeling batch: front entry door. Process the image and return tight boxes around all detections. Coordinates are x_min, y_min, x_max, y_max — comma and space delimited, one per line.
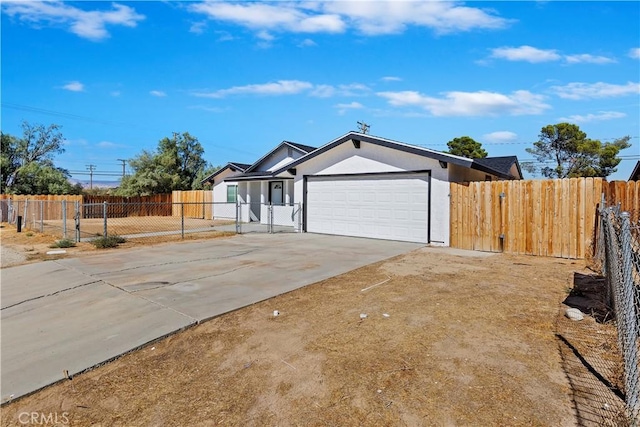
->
270, 181, 283, 205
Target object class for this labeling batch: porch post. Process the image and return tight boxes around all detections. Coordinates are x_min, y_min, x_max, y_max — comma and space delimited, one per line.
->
285, 180, 291, 205
260, 181, 268, 204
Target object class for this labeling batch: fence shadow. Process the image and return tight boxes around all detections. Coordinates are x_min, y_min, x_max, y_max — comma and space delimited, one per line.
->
557, 272, 630, 426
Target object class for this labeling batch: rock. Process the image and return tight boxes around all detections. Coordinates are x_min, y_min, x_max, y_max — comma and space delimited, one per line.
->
565, 307, 584, 321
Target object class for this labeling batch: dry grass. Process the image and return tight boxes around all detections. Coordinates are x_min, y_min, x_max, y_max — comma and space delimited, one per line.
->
1, 248, 585, 426
0, 223, 235, 267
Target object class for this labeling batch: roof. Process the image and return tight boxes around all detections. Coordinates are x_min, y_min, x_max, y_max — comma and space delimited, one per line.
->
272, 132, 477, 176
286, 141, 317, 153
629, 161, 640, 181
200, 162, 251, 184
472, 156, 523, 180
244, 140, 316, 173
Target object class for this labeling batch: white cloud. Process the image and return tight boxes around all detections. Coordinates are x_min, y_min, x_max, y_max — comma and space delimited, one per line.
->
564, 54, 616, 64
334, 101, 364, 115
189, 21, 207, 34
319, 1, 512, 35
189, 1, 511, 37
491, 45, 561, 63
193, 80, 370, 99
150, 90, 167, 97
483, 131, 518, 143
298, 38, 317, 47
629, 48, 640, 59
193, 80, 314, 98
2, 0, 144, 41
62, 81, 84, 92
310, 83, 370, 98
490, 45, 615, 64
552, 81, 640, 100
377, 89, 550, 116
110, 90, 121, 97
558, 111, 627, 123
189, 105, 228, 113
96, 141, 122, 149
381, 76, 402, 82
189, 2, 345, 34
215, 30, 234, 42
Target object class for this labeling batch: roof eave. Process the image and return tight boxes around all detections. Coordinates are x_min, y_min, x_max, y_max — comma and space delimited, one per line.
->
272, 132, 473, 175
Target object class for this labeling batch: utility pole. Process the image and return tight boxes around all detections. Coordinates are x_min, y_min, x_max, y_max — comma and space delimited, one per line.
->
117, 159, 126, 179
86, 164, 96, 190
357, 121, 370, 134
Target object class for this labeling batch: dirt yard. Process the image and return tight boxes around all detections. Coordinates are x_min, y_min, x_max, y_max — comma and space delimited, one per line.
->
0, 226, 591, 426
0, 223, 235, 268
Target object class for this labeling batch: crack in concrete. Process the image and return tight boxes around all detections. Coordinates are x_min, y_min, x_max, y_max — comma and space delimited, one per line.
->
88, 249, 260, 276
1, 279, 103, 311
127, 263, 256, 293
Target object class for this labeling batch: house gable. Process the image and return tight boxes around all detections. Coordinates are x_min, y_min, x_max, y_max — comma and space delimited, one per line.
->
201, 162, 250, 185
272, 132, 475, 176
244, 141, 316, 174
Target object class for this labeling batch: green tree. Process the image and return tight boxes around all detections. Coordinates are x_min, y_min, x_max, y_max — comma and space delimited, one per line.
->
1, 122, 78, 194
192, 164, 220, 190
525, 123, 630, 178
446, 136, 488, 159
9, 161, 82, 195
117, 132, 209, 196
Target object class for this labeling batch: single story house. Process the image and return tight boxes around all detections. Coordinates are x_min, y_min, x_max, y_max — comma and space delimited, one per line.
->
203, 132, 522, 245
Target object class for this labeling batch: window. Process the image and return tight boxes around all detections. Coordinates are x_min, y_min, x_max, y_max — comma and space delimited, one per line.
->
227, 185, 238, 203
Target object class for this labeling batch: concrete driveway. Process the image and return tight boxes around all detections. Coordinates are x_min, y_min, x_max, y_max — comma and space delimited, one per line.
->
1, 233, 421, 403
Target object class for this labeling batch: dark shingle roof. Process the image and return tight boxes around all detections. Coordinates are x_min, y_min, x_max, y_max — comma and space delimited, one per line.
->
285, 141, 317, 153
200, 162, 251, 184
472, 156, 522, 180
629, 161, 640, 181
229, 162, 252, 170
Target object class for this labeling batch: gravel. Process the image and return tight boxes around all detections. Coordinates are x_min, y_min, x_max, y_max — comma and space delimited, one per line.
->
1, 245, 27, 268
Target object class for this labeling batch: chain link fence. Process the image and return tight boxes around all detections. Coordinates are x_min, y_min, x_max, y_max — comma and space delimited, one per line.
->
1, 198, 79, 240
1, 199, 302, 242
597, 206, 640, 425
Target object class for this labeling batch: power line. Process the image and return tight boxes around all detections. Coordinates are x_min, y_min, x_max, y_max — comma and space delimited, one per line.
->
86, 165, 96, 189
2, 102, 136, 127
357, 121, 371, 134
117, 159, 127, 178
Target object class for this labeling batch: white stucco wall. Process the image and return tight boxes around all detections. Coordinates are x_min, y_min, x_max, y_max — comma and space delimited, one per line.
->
212, 168, 243, 219
288, 141, 452, 245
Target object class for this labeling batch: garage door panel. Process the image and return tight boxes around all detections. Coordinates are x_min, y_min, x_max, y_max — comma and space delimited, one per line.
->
306, 174, 428, 243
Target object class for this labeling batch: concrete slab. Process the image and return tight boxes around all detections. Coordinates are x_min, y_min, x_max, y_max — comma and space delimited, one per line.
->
1, 281, 194, 402
1, 233, 421, 402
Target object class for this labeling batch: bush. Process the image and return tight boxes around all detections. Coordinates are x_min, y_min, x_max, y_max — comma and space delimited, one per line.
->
50, 238, 76, 248
91, 235, 126, 249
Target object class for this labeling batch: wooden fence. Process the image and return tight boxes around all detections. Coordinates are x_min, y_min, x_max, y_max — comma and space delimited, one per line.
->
450, 178, 639, 259
171, 190, 213, 219
0, 192, 216, 220
83, 194, 173, 218
0, 194, 82, 221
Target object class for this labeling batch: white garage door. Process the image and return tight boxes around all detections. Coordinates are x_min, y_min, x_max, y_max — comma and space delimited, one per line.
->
306, 173, 429, 243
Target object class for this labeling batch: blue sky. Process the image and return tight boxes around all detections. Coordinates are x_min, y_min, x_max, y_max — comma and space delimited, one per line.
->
2, 1, 639, 183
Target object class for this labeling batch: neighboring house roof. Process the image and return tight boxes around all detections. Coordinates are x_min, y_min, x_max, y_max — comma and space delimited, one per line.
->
286, 141, 317, 153
629, 161, 640, 181
244, 140, 316, 173
472, 156, 523, 180
200, 162, 251, 184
